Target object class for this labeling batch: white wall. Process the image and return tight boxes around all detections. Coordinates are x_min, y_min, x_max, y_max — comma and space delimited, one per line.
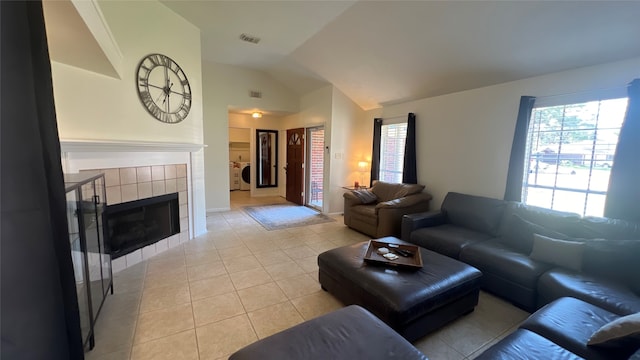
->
365, 57, 640, 209
202, 61, 299, 211
52, 1, 203, 144
50, 0, 207, 236
329, 87, 366, 213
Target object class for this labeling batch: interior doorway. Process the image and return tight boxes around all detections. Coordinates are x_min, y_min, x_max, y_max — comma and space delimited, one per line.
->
306, 126, 324, 210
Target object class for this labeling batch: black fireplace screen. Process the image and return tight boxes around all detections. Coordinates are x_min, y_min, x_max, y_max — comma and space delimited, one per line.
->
103, 193, 180, 259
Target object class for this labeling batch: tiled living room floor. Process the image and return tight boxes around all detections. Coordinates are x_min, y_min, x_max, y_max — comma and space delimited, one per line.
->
86, 191, 529, 360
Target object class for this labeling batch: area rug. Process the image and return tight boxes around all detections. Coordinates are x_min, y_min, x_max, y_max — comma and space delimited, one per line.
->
243, 203, 335, 230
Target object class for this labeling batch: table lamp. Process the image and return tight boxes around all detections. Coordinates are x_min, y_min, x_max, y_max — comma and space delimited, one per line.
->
357, 161, 368, 188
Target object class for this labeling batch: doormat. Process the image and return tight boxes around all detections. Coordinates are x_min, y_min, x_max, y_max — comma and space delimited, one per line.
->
243, 203, 335, 230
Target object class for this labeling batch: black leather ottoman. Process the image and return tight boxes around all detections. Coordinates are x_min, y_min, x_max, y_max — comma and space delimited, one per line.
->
229, 305, 428, 360
318, 236, 482, 341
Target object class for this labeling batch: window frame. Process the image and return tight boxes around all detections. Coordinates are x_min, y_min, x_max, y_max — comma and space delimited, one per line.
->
378, 121, 407, 184
521, 92, 627, 217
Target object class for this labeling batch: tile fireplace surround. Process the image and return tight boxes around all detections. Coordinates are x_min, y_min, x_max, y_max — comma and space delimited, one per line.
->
82, 164, 189, 273
60, 140, 206, 274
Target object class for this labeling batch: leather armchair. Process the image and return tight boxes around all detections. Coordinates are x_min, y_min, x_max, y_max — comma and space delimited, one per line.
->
343, 181, 432, 238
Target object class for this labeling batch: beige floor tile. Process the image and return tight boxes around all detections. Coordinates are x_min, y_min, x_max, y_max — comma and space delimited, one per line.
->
144, 267, 188, 290
237, 282, 288, 312
185, 250, 221, 267
90, 313, 137, 357
244, 239, 279, 254
212, 237, 244, 250
252, 250, 291, 267
294, 255, 319, 273
99, 291, 141, 320
192, 292, 246, 326
218, 245, 252, 259
273, 237, 303, 249
222, 254, 262, 274
276, 273, 321, 299
264, 261, 306, 280
146, 257, 186, 275
189, 273, 236, 301
196, 314, 257, 359
437, 316, 498, 357
247, 301, 304, 339
134, 303, 194, 344
139, 283, 191, 313
229, 267, 273, 290
182, 242, 217, 256
282, 245, 316, 259
290, 291, 343, 320
186, 262, 227, 282
307, 241, 339, 254
131, 329, 198, 360
413, 333, 465, 360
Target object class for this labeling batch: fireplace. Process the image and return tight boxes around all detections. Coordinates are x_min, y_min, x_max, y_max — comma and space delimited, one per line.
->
104, 193, 180, 259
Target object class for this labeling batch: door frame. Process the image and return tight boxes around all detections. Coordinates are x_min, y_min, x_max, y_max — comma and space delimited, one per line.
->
305, 126, 324, 211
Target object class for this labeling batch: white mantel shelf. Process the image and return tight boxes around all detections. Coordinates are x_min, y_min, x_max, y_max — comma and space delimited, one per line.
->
60, 139, 207, 153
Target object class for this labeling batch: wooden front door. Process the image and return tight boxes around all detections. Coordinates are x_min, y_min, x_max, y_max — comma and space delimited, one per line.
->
286, 128, 305, 205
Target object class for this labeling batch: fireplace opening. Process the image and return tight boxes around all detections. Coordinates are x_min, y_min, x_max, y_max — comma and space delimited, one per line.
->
103, 193, 180, 259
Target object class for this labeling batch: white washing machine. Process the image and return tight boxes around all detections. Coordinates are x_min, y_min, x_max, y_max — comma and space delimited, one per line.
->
239, 162, 251, 190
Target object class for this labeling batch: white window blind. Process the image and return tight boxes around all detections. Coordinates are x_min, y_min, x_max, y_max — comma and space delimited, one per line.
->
379, 122, 407, 183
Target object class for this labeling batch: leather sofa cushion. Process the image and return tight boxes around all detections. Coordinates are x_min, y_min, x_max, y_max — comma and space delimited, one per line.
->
521, 297, 637, 360
499, 214, 568, 254
578, 216, 640, 240
537, 268, 640, 316
440, 192, 506, 236
500, 202, 582, 237
229, 305, 429, 360
371, 181, 424, 202
582, 239, 640, 293
410, 224, 493, 259
460, 240, 553, 289
474, 329, 583, 360
349, 205, 378, 226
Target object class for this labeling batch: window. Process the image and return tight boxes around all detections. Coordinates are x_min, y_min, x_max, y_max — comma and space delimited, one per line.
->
522, 97, 628, 216
379, 122, 407, 183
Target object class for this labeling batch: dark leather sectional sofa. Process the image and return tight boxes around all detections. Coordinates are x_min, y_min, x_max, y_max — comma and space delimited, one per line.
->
402, 192, 640, 359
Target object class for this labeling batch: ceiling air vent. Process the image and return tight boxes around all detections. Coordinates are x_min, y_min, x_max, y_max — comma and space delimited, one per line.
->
239, 33, 261, 44
249, 90, 262, 99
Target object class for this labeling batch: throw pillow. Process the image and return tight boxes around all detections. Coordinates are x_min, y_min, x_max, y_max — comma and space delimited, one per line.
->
499, 214, 568, 253
529, 234, 585, 271
352, 189, 377, 204
588, 312, 640, 347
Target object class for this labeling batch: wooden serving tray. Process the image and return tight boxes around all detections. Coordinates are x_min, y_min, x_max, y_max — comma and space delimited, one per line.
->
363, 240, 423, 269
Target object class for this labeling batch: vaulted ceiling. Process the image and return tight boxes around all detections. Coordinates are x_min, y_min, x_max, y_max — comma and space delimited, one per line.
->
45, 0, 640, 111
161, 0, 640, 110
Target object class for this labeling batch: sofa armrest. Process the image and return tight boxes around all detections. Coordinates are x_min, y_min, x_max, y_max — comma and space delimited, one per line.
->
376, 193, 432, 209
343, 191, 364, 207
401, 210, 446, 241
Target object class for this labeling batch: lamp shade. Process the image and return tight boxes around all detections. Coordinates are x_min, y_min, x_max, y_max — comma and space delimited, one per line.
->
357, 161, 368, 172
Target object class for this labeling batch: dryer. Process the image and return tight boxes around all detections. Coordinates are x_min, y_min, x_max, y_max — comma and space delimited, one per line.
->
240, 162, 250, 190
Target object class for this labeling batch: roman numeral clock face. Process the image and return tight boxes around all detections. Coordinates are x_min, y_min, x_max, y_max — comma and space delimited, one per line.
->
136, 54, 191, 123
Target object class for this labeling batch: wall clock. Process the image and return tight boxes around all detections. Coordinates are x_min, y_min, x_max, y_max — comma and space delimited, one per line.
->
136, 53, 191, 123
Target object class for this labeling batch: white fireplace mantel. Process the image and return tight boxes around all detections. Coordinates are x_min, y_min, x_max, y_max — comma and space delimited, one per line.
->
60, 139, 206, 153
